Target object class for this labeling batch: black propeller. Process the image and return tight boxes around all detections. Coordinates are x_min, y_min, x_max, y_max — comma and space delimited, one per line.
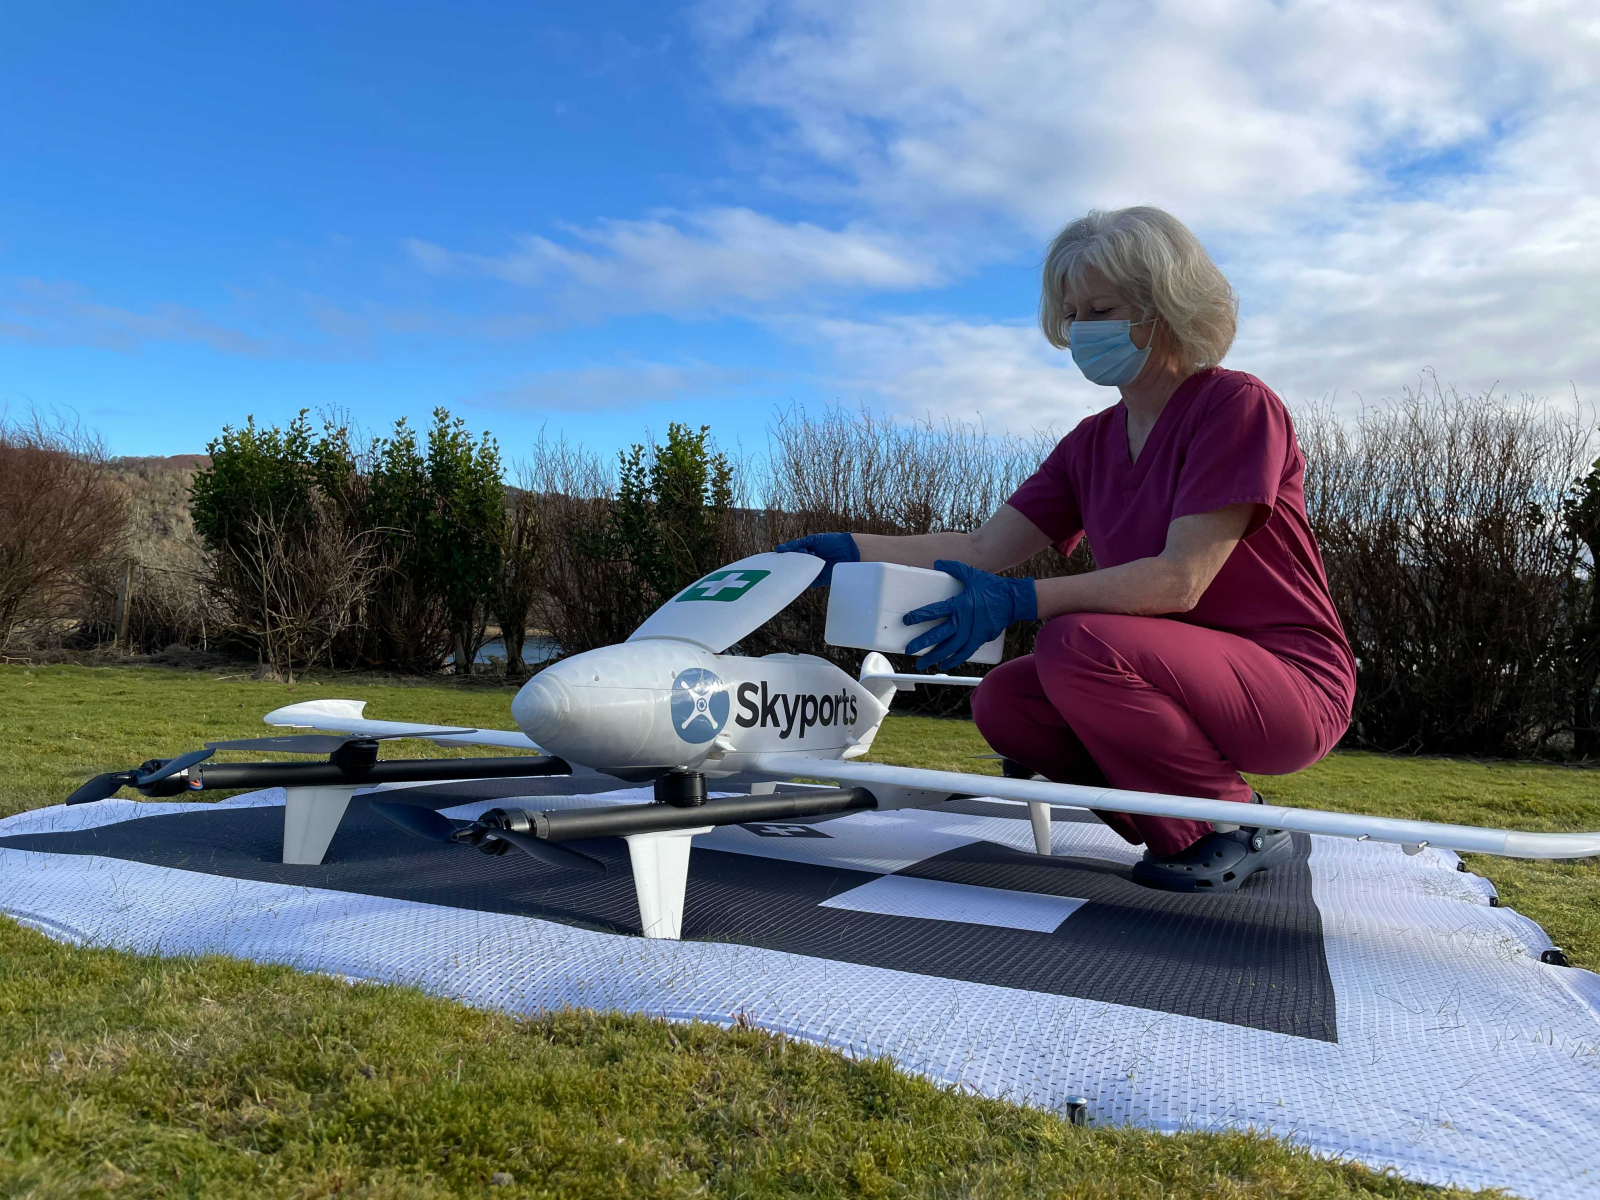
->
65, 772, 141, 805
371, 799, 462, 843
204, 729, 476, 754
66, 729, 484, 806
65, 746, 217, 804
370, 800, 606, 875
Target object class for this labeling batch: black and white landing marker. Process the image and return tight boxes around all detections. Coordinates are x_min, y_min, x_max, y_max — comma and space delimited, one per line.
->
743, 823, 832, 838
2, 779, 1597, 1200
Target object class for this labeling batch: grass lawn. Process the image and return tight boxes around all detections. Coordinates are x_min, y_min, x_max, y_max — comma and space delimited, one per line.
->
5, 662, 1594, 1197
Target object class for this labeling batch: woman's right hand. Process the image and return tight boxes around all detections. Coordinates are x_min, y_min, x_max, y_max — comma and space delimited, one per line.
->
774, 531, 859, 587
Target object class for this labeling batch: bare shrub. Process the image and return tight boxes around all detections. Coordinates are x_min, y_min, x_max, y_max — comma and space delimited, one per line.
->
520, 434, 628, 655
1298, 379, 1591, 755
69, 455, 226, 653
0, 414, 129, 652
75, 539, 223, 654
755, 407, 1092, 711
215, 495, 389, 683
764, 405, 1057, 540
524, 426, 746, 658
125, 533, 224, 652
493, 480, 546, 675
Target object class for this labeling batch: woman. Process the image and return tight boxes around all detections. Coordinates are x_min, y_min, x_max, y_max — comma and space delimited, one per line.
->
778, 206, 1355, 894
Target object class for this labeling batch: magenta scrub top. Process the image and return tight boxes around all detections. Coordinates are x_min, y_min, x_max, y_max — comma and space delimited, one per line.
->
1006, 367, 1356, 716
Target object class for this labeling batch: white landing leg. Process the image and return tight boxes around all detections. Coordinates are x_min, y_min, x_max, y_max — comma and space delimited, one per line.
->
623, 826, 712, 939
1028, 801, 1053, 856
282, 786, 357, 865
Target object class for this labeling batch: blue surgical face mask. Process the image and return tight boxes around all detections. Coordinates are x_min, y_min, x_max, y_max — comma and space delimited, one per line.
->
1068, 317, 1156, 387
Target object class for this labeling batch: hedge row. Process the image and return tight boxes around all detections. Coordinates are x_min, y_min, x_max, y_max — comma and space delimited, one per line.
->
4, 384, 1598, 756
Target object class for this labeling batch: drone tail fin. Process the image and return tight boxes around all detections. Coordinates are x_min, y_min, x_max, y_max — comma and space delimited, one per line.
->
842, 652, 898, 760
858, 652, 899, 709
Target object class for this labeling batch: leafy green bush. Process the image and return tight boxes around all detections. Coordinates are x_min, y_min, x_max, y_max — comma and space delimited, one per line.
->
191, 409, 503, 676
607, 422, 737, 604
191, 413, 361, 550
191, 414, 370, 675
532, 423, 739, 655
365, 411, 503, 673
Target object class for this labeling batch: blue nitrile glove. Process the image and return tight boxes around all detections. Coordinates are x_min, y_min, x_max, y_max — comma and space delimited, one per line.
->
774, 531, 859, 588
903, 560, 1037, 671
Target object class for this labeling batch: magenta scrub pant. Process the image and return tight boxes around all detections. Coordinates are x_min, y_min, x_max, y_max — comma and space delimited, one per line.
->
971, 613, 1346, 858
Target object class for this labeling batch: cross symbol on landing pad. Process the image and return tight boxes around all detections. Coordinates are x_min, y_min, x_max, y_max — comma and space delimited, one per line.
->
743, 823, 832, 838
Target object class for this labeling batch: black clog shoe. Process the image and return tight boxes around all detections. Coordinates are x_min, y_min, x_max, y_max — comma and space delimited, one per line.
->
1129, 797, 1294, 893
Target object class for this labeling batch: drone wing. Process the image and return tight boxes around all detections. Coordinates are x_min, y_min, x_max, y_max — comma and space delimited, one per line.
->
750, 754, 1600, 861
262, 698, 543, 752
627, 551, 825, 653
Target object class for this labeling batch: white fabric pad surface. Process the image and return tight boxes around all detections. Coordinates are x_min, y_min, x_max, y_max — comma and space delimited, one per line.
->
2, 786, 1598, 1200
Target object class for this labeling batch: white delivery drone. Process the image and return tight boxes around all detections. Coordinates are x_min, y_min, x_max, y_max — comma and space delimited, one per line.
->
69, 551, 1600, 940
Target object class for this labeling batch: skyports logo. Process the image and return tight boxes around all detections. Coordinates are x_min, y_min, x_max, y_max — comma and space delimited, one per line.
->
735, 682, 859, 740
671, 668, 730, 744
675, 569, 770, 603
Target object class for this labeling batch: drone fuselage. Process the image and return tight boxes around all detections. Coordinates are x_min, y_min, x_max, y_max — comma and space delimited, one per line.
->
510, 639, 891, 778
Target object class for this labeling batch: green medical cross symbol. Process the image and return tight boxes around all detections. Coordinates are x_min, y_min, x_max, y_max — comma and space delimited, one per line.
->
676, 569, 770, 602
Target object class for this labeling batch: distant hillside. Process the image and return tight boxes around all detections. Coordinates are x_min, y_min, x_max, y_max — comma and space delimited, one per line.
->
97, 453, 218, 652
108, 455, 209, 543
111, 454, 211, 474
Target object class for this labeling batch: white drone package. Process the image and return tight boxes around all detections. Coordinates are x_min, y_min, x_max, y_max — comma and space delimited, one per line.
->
824, 561, 1004, 665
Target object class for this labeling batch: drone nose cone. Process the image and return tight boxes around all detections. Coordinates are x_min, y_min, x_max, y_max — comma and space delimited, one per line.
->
512, 672, 576, 751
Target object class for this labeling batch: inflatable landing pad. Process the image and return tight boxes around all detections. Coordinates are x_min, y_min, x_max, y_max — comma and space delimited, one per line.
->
3, 780, 1598, 1199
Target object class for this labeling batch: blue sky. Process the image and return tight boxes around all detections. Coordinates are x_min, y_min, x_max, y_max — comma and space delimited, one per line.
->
3, 2, 1597, 469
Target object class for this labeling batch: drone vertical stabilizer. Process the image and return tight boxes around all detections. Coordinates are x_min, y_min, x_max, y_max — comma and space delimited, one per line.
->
626, 552, 824, 652
843, 652, 898, 760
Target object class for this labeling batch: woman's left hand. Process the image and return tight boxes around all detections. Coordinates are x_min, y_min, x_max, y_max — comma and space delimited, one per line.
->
774, 531, 859, 587
903, 560, 1038, 671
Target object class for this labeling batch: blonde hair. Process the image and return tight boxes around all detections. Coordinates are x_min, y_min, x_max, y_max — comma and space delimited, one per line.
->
1039, 206, 1239, 370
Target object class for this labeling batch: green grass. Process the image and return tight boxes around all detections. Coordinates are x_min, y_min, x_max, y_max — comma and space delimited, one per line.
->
0, 664, 532, 822
3, 940, 1484, 1200
4, 662, 1587, 1198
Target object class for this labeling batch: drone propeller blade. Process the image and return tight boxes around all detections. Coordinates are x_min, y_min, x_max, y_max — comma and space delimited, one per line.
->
133, 748, 215, 786
206, 734, 354, 754
372, 799, 605, 873
489, 828, 608, 874
207, 728, 478, 755
370, 799, 465, 844
65, 771, 137, 805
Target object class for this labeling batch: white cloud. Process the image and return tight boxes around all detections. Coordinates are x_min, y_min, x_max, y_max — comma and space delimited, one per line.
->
791, 314, 1104, 433
407, 207, 941, 314
1229, 99, 1600, 408
308, 301, 551, 348
697, 0, 1598, 233
801, 127, 1600, 429
19, 0, 1592, 430
479, 360, 769, 412
0, 278, 563, 361
0, 277, 280, 357
688, 0, 1600, 409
